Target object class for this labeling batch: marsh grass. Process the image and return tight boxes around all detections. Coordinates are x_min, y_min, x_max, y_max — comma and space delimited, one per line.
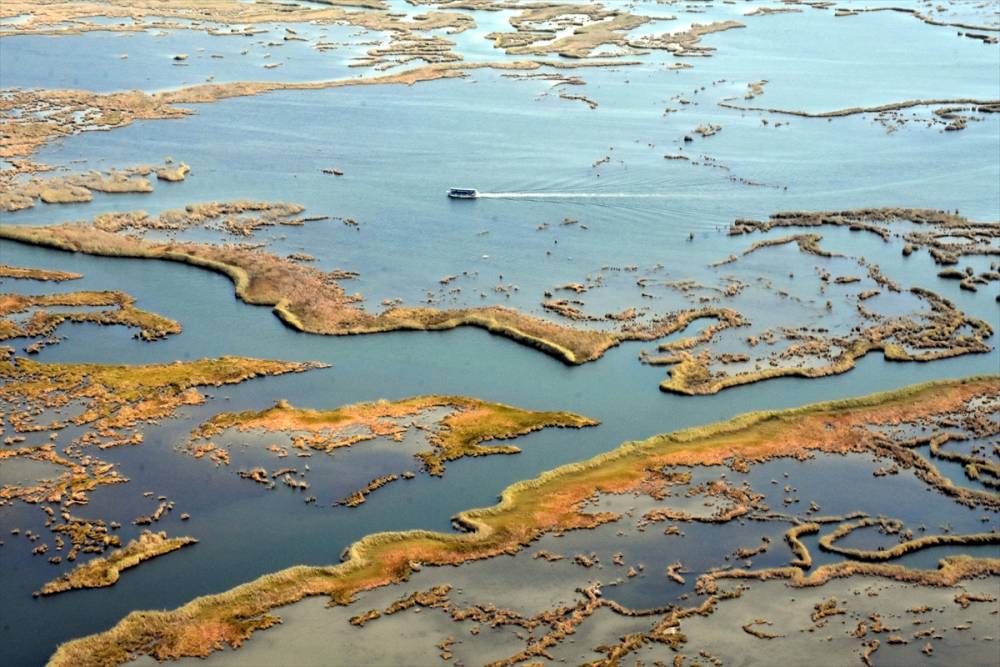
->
47, 376, 999, 667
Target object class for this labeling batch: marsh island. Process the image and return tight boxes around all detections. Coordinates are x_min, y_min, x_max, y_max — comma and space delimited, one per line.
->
0, 0, 997, 665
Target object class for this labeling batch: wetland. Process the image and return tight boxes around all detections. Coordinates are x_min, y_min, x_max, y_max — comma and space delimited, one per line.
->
0, 0, 997, 665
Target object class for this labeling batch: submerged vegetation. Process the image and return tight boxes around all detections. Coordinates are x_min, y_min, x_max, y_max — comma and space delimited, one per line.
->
1, 2, 997, 665
0, 353, 322, 568
46, 376, 999, 666
190, 395, 598, 476
0, 290, 181, 349
37, 531, 197, 596
730, 208, 1000, 267
187, 395, 597, 505
0, 221, 620, 364
0, 354, 323, 447
817, 517, 1000, 562
0, 265, 81, 282
2, 203, 992, 391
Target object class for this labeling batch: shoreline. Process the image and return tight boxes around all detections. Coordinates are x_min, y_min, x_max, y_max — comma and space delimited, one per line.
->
46, 375, 999, 667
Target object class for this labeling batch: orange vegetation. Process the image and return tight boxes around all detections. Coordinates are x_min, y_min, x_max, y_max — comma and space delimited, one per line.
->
46, 376, 999, 667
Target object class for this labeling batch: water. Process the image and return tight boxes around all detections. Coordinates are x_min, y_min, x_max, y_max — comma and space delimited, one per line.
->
478, 192, 680, 198
1, 2, 998, 665
0, 458, 66, 486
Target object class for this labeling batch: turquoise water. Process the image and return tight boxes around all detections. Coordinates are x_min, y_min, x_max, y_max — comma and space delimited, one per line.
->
1, 2, 998, 664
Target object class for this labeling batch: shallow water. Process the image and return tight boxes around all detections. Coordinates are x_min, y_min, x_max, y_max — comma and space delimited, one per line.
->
0, 458, 65, 486
1, 2, 998, 665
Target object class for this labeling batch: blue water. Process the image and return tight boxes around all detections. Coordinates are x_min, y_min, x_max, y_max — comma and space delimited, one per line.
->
0, 22, 370, 92
1, 2, 998, 665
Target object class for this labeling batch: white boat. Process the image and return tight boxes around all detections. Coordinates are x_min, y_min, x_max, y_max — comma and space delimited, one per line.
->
447, 187, 479, 199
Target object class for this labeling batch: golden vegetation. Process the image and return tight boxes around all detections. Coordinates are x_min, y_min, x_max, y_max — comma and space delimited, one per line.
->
1, 353, 320, 570
0, 265, 81, 282
731, 207, 999, 267
155, 163, 190, 182
0, 221, 621, 364
0, 354, 322, 502
0, 290, 181, 344
784, 523, 820, 568
38, 531, 197, 596
599, 554, 999, 665
1, 167, 157, 212
1, 60, 631, 165
5, 217, 871, 374
738, 233, 840, 259
626, 20, 746, 57
0, 444, 112, 509
46, 376, 999, 667
0, 162, 191, 213
834, 5, 1000, 34
484, 5, 743, 60
487, 5, 651, 58
652, 287, 992, 395
92, 200, 309, 238
192, 395, 596, 477
1, 353, 322, 442
719, 96, 1000, 119
3, 203, 992, 393
705, 555, 1000, 592
817, 517, 1000, 562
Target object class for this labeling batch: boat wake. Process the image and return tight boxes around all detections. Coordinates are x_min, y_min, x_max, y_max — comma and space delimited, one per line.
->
478, 192, 672, 199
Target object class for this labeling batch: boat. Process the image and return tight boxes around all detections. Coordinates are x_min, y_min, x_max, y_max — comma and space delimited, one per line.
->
447, 187, 479, 199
